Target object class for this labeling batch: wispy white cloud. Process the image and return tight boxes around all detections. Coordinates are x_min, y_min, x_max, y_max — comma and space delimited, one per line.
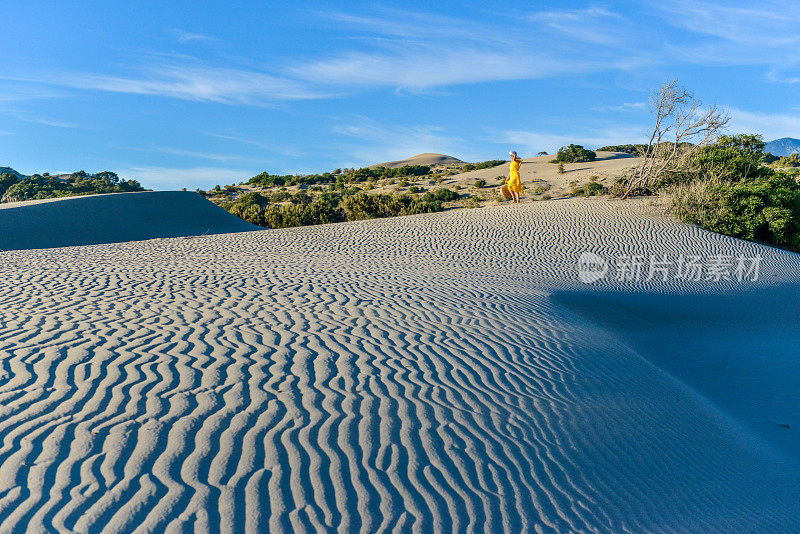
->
332, 115, 466, 166
528, 7, 628, 46
118, 166, 252, 190
593, 102, 647, 112
296, 48, 590, 89
204, 132, 304, 158
154, 146, 249, 163
5, 58, 330, 105
1, 110, 78, 128
295, 7, 641, 90
655, 1, 800, 66
173, 29, 217, 43
64, 65, 326, 104
727, 107, 800, 140
0, 86, 66, 102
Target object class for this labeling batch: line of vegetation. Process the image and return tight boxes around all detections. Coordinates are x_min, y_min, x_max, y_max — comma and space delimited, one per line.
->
0, 171, 145, 202
217, 187, 462, 229
247, 165, 432, 188
462, 160, 505, 171
597, 144, 645, 154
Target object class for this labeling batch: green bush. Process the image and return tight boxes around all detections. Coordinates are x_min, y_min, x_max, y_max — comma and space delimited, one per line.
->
774, 153, 800, 168
673, 172, 800, 250
687, 134, 768, 182
474, 179, 487, 188
0, 173, 19, 199
1, 171, 145, 202
597, 144, 644, 155
340, 192, 446, 220
408, 185, 422, 194
422, 189, 460, 203
585, 181, 607, 196
553, 144, 597, 163
462, 160, 505, 172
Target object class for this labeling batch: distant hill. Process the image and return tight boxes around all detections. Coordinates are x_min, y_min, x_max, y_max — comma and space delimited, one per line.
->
765, 138, 800, 156
0, 167, 27, 180
370, 153, 465, 169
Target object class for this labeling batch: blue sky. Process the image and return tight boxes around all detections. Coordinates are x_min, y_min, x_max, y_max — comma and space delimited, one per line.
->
1, 1, 799, 189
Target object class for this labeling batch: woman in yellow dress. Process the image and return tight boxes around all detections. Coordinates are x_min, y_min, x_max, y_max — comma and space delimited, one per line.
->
506, 150, 524, 203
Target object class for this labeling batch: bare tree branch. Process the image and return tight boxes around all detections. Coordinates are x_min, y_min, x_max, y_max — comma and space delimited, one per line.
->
620, 80, 730, 199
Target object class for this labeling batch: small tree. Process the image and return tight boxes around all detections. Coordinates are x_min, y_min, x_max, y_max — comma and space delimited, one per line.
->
553, 145, 596, 163
620, 79, 729, 199
557, 162, 565, 174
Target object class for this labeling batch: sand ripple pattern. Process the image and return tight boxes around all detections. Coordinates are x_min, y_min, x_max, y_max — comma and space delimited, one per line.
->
1, 199, 799, 532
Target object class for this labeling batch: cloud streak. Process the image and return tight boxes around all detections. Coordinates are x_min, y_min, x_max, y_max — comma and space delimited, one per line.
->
727, 107, 800, 140
173, 29, 217, 43
294, 8, 645, 90
59, 64, 327, 104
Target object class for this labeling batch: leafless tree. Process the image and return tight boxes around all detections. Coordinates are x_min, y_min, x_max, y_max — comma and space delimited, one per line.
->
620, 80, 730, 199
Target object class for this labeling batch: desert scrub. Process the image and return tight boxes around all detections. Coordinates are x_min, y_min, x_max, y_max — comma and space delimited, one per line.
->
585, 182, 608, 196
409, 185, 422, 194
557, 162, 565, 174
474, 179, 487, 188
465, 196, 482, 208
533, 184, 551, 195
672, 173, 800, 251
422, 188, 460, 202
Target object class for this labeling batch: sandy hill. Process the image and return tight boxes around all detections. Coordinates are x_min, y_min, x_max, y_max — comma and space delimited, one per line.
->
369, 152, 465, 169
0, 198, 798, 531
0, 191, 256, 251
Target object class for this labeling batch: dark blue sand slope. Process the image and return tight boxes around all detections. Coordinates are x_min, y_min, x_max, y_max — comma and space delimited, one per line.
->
0, 191, 257, 251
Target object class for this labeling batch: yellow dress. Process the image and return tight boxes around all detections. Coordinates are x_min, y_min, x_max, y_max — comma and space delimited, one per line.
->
507, 158, 524, 193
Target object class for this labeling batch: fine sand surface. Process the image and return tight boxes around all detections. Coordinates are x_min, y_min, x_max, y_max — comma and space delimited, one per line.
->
362, 151, 641, 201
0, 191, 256, 251
1, 197, 799, 532
446, 151, 640, 197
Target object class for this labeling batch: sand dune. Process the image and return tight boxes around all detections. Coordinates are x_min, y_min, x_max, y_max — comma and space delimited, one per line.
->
369, 153, 465, 169
0, 199, 799, 532
0, 191, 257, 251
448, 151, 639, 196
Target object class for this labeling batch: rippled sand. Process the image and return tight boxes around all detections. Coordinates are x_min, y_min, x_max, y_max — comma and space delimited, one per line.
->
1, 198, 799, 532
